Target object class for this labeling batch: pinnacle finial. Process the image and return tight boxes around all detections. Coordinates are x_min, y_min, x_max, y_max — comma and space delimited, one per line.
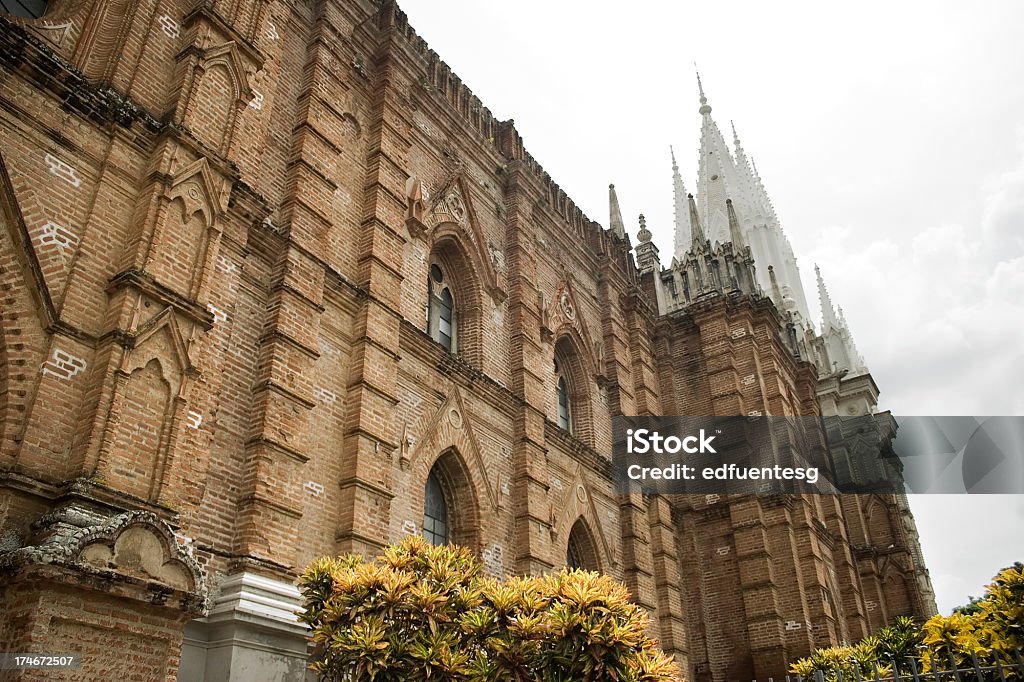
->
670, 145, 678, 171
816, 264, 840, 330
609, 183, 626, 238
731, 120, 741, 146
687, 193, 705, 247
726, 198, 745, 248
696, 67, 711, 115
637, 213, 651, 243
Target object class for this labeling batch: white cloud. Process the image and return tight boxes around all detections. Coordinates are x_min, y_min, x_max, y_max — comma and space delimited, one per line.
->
807, 139, 1024, 416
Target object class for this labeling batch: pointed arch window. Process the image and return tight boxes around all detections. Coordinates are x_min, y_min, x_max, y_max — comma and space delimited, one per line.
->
555, 360, 571, 432
422, 468, 449, 546
567, 531, 585, 570
566, 519, 599, 571
427, 263, 456, 352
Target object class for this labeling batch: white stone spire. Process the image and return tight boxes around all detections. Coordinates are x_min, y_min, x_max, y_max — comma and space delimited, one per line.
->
725, 117, 812, 324
671, 147, 692, 261
681, 75, 813, 323
747, 156, 780, 226
816, 264, 841, 332
608, 183, 626, 238
837, 306, 866, 372
815, 265, 867, 375
730, 121, 774, 226
694, 74, 741, 245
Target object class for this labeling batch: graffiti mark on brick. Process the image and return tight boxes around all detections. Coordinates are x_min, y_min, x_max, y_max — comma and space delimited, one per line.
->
705, 494, 720, 505
34, 220, 79, 254
186, 410, 203, 429
44, 154, 82, 188
314, 386, 337, 404
402, 519, 417, 535
158, 15, 179, 39
41, 349, 87, 380
304, 481, 325, 497
249, 89, 264, 110
266, 21, 279, 42
207, 304, 228, 324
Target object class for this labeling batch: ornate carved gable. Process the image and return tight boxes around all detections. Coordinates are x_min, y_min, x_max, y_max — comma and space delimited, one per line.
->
545, 276, 604, 381
405, 384, 498, 511
168, 157, 227, 228
201, 41, 253, 104
551, 464, 615, 568
425, 173, 505, 303
125, 306, 197, 394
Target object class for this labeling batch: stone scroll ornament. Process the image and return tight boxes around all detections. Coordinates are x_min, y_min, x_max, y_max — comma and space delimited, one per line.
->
0, 507, 209, 615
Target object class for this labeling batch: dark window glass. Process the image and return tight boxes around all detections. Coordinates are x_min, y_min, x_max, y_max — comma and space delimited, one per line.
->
427, 264, 455, 352
567, 531, 584, 569
422, 469, 448, 546
556, 375, 571, 431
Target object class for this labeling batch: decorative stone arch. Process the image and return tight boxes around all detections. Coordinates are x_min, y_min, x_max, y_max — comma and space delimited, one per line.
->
200, 42, 252, 105
566, 517, 602, 572
90, 305, 200, 502
72, 0, 137, 81
406, 386, 498, 514
424, 173, 505, 304
878, 557, 912, 620
553, 331, 596, 445
150, 156, 229, 301
420, 447, 481, 552
427, 231, 486, 367
167, 157, 227, 229
551, 467, 614, 571
862, 494, 894, 544
174, 41, 255, 154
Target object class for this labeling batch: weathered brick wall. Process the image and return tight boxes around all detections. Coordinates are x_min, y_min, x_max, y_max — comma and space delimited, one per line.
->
0, 581, 191, 682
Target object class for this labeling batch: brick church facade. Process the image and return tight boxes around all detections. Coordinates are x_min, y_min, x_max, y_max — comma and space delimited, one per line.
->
0, 1, 935, 680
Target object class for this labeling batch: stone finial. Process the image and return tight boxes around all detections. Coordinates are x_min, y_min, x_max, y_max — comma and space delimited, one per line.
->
815, 264, 840, 331
687, 193, 705, 247
697, 69, 711, 115
768, 265, 784, 303
726, 198, 745, 248
672, 147, 692, 260
637, 214, 651, 243
609, 183, 626, 238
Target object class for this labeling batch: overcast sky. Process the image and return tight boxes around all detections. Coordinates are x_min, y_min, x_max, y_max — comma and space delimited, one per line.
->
397, 1, 1024, 614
